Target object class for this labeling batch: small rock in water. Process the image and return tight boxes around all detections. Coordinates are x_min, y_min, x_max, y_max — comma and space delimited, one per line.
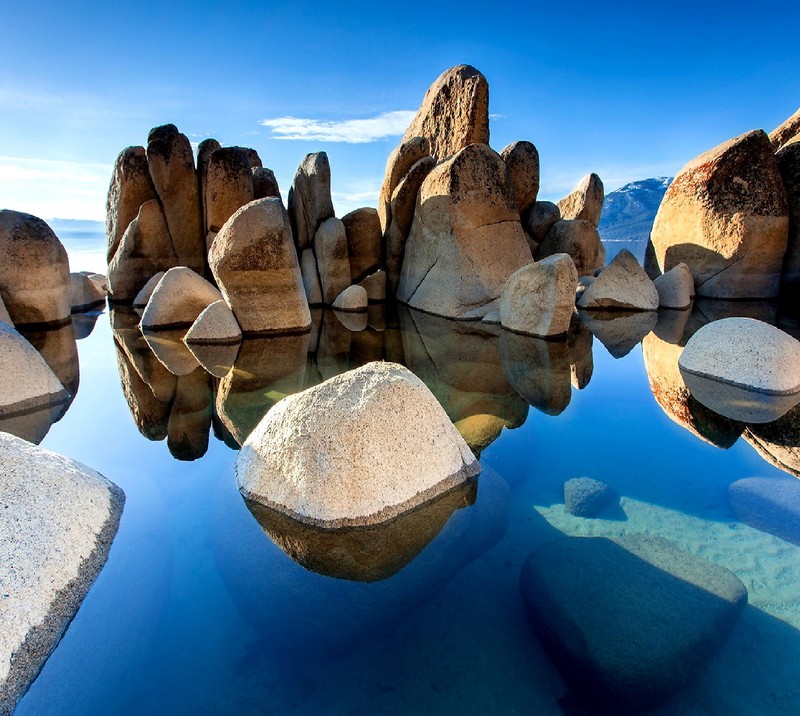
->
563, 477, 618, 517
332, 285, 368, 313
69, 272, 107, 313
519, 534, 747, 713
140, 266, 224, 331
577, 249, 658, 312
184, 299, 242, 345
654, 261, 694, 310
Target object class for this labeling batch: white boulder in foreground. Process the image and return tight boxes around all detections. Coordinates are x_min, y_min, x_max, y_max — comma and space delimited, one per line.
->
679, 317, 800, 422
0, 322, 68, 418
0, 433, 125, 715
236, 362, 481, 527
499, 254, 577, 337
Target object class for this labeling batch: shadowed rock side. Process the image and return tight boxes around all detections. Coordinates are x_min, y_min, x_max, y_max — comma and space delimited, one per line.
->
744, 402, 800, 477
342, 207, 382, 284
204, 147, 255, 253
0, 211, 71, 328
146, 124, 204, 274
252, 167, 280, 200
287, 152, 335, 253
236, 362, 480, 528
107, 199, 177, 303
500, 141, 540, 222
777, 141, 800, 291
398, 144, 530, 319
401, 64, 489, 163
209, 197, 311, 334
378, 137, 430, 235
106, 146, 157, 262
0, 433, 125, 716
536, 219, 604, 277
520, 534, 747, 713
244, 477, 478, 582
196, 138, 222, 239
651, 129, 789, 299
399, 308, 528, 455
314, 217, 351, 305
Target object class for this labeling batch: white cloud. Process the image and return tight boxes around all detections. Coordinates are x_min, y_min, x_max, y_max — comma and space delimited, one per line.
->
0, 156, 111, 221
260, 110, 415, 143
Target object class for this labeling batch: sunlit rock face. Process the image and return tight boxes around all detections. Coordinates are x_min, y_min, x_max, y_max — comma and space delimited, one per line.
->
236, 362, 480, 528
769, 106, 800, 151
0, 211, 71, 328
244, 477, 478, 582
0, 433, 125, 716
651, 130, 789, 299
139, 267, 223, 331
577, 249, 658, 312
106, 146, 157, 262
678, 317, 800, 423
145, 124, 204, 274
398, 143, 530, 320
556, 172, 604, 227
209, 197, 311, 334
654, 262, 694, 309
400, 64, 489, 163
520, 534, 747, 713
287, 151, 335, 254
69, 272, 106, 313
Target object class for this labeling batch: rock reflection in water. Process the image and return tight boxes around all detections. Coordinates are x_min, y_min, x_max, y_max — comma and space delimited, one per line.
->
143, 330, 200, 376
71, 312, 101, 340
216, 333, 309, 445
744, 403, 800, 478
0, 403, 69, 445
244, 477, 478, 582
19, 322, 80, 401
185, 342, 240, 378
167, 368, 213, 460
578, 308, 657, 358
400, 308, 528, 455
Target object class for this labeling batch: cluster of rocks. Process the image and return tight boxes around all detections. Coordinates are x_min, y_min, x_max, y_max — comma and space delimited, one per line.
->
650, 108, 800, 299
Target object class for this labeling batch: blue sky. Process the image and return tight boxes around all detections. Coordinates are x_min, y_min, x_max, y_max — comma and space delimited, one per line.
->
2, 0, 799, 221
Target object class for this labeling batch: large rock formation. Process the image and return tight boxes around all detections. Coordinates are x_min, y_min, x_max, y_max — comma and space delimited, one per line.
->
770, 107, 800, 151
536, 218, 604, 276
236, 362, 480, 527
777, 141, 800, 290
557, 173, 604, 227
500, 141, 540, 221
107, 199, 177, 302
401, 65, 489, 163
204, 147, 255, 251
0, 433, 124, 716
209, 197, 311, 334
377, 136, 430, 234
287, 152, 335, 253
397, 144, 531, 319
650, 130, 789, 299
105, 146, 157, 261
0, 211, 71, 327
139, 266, 223, 331
146, 124, 204, 274
577, 249, 659, 311
499, 254, 577, 337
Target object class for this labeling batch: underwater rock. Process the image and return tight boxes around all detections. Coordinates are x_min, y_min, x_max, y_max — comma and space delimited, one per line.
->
0, 433, 124, 716
519, 534, 747, 713
184, 299, 241, 345
0, 210, 71, 328
500, 254, 577, 338
563, 477, 618, 517
287, 151, 335, 253
651, 130, 788, 299
236, 362, 480, 527
556, 172, 604, 227
140, 267, 223, 331
537, 219, 604, 277
654, 262, 694, 310
500, 140, 540, 220
679, 317, 800, 423
729, 476, 800, 546
398, 143, 530, 319
210, 197, 311, 334
577, 249, 658, 311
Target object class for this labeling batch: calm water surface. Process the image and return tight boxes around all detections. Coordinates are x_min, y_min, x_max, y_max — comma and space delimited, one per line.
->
10, 283, 800, 714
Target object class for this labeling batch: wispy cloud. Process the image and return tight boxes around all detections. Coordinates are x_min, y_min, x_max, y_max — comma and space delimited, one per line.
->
0, 156, 110, 222
260, 110, 415, 143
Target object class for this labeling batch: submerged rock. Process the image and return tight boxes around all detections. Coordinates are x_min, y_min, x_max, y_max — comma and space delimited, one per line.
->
400, 64, 489, 162
398, 143, 530, 319
651, 130, 788, 299
140, 267, 223, 331
236, 362, 480, 527
0, 433, 124, 716
556, 173, 604, 227
577, 249, 658, 311
0, 211, 71, 328
209, 198, 311, 334
678, 317, 800, 422
729, 476, 800, 546
500, 254, 577, 338
520, 534, 747, 712
563, 477, 618, 517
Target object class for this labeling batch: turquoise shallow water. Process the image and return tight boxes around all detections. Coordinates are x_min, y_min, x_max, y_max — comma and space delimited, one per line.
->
8, 293, 800, 715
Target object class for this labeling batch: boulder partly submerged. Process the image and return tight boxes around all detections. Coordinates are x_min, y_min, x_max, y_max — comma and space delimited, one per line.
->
236, 362, 480, 528
0, 433, 125, 716
520, 534, 747, 713
577, 249, 659, 312
678, 317, 800, 423
184, 299, 242, 345
139, 266, 223, 331
69, 272, 107, 313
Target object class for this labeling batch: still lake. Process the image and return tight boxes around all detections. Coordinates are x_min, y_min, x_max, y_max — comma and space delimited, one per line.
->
10, 235, 800, 715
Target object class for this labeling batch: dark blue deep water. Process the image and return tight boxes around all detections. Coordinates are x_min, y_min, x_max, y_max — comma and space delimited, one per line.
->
9, 286, 800, 714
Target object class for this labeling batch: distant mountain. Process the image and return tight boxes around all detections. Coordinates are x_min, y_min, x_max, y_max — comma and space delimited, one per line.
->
598, 177, 672, 243
49, 218, 105, 235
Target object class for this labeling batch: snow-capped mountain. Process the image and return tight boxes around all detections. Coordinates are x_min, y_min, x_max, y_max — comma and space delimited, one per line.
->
598, 177, 672, 242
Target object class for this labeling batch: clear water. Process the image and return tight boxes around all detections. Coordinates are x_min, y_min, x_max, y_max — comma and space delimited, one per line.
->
8, 235, 800, 714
